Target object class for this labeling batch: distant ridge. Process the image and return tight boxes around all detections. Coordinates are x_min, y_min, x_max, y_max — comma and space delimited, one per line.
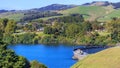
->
32, 4, 77, 11
0, 10, 8, 13
1, 1, 120, 12
82, 1, 111, 6
112, 2, 120, 9
82, 1, 120, 9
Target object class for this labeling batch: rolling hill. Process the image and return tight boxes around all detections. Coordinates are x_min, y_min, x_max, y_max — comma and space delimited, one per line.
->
0, 4, 77, 21
82, 1, 111, 6
0, 12, 24, 21
71, 47, 120, 68
98, 9, 120, 21
59, 6, 114, 21
0, 10, 9, 13
82, 1, 120, 9
32, 4, 77, 11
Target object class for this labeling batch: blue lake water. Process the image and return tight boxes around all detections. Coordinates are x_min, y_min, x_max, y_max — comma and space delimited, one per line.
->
8, 44, 107, 68
8, 44, 77, 68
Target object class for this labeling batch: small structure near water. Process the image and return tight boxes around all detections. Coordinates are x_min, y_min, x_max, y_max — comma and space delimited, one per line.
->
116, 43, 120, 46
72, 46, 109, 60
72, 49, 88, 60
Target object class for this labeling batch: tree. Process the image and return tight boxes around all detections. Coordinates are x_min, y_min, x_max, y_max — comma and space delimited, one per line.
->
106, 18, 120, 33
0, 18, 9, 41
0, 44, 30, 68
5, 20, 16, 34
111, 30, 120, 42
2, 18, 9, 28
2, 34, 13, 44
0, 23, 3, 40
83, 21, 92, 32
106, 18, 120, 42
65, 24, 81, 38
43, 26, 52, 34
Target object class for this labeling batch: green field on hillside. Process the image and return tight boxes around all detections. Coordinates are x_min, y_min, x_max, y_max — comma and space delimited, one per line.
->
60, 6, 112, 21
0, 12, 24, 21
34, 15, 64, 21
71, 47, 120, 68
98, 9, 120, 21
60, 6, 106, 14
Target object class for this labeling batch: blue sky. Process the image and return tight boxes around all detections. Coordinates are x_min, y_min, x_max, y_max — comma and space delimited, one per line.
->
0, 0, 120, 10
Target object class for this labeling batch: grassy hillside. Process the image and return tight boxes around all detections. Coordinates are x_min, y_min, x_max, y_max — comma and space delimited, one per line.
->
60, 6, 105, 14
0, 12, 24, 21
60, 6, 114, 21
71, 47, 120, 68
98, 9, 120, 21
34, 15, 64, 21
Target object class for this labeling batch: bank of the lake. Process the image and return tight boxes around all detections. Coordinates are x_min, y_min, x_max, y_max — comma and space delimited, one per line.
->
72, 47, 120, 68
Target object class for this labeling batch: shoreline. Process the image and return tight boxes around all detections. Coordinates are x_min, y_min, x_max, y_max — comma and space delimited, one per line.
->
72, 46, 113, 60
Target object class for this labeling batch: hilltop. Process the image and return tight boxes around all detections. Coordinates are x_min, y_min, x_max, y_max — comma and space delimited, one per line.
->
82, 1, 120, 9
82, 1, 111, 6
71, 47, 120, 68
32, 4, 77, 11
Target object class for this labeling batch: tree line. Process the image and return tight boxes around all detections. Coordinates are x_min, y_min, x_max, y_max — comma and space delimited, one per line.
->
0, 15, 120, 45
20, 11, 62, 22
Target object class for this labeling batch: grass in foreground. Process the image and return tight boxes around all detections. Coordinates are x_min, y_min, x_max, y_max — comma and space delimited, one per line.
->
71, 47, 120, 68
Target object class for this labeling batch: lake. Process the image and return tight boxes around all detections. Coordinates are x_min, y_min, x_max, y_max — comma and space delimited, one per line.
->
8, 44, 107, 68
8, 44, 77, 68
